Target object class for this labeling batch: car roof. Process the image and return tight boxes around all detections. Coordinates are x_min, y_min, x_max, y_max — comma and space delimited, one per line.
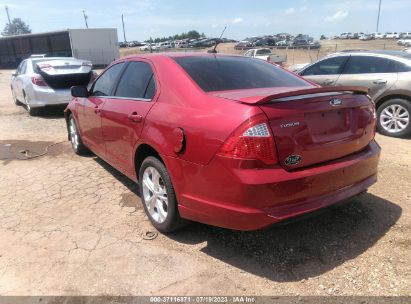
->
121, 52, 243, 61
326, 50, 411, 61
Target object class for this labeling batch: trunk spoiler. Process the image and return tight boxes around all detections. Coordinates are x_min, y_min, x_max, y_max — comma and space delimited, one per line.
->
241, 86, 369, 105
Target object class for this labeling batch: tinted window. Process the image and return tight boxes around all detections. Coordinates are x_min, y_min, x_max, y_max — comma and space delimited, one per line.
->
91, 63, 124, 96
343, 56, 394, 74
20, 61, 27, 74
256, 49, 271, 55
114, 61, 155, 99
144, 75, 156, 99
392, 60, 411, 72
174, 56, 309, 92
302, 56, 348, 76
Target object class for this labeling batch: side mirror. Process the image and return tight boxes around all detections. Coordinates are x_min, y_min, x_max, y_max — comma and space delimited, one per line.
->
11, 71, 18, 77
71, 86, 89, 98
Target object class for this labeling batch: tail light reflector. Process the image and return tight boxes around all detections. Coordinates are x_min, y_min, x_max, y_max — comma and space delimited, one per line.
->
31, 76, 48, 87
217, 114, 278, 165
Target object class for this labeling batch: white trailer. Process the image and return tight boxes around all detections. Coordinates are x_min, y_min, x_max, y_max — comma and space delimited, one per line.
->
69, 28, 119, 66
0, 28, 120, 68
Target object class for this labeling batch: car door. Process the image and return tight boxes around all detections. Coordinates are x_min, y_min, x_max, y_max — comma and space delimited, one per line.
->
12, 61, 26, 100
77, 62, 126, 157
101, 60, 157, 175
336, 55, 398, 100
300, 56, 349, 86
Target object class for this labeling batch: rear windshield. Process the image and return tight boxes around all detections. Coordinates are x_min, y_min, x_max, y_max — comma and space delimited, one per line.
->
174, 56, 309, 92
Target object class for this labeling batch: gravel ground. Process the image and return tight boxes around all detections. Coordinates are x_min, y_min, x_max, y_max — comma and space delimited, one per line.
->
0, 69, 410, 296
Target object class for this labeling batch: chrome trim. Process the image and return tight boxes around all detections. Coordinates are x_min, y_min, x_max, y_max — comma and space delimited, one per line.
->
91, 95, 152, 102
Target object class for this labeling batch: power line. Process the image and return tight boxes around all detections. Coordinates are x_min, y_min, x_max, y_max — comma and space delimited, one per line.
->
82, 10, 89, 28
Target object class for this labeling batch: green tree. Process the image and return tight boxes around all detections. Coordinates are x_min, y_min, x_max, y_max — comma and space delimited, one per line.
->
320, 34, 326, 40
2, 18, 32, 36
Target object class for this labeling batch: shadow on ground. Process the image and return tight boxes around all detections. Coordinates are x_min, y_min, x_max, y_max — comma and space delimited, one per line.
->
93, 156, 401, 282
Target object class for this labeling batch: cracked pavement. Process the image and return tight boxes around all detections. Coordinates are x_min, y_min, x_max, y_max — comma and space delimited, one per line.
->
0, 70, 410, 296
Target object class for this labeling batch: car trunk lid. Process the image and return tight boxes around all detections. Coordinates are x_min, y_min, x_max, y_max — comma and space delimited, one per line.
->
211, 86, 376, 170
36, 59, 92, 89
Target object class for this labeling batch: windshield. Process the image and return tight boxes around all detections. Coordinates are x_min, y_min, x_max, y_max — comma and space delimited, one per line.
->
256, 49, 271, 55
174, 56, 309, 92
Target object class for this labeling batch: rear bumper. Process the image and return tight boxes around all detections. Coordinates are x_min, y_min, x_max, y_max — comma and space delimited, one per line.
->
164, 140, 381, 231
28, 86, 71, 108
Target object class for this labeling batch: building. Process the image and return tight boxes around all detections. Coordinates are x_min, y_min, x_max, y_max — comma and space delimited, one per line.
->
0, 28, 120, 68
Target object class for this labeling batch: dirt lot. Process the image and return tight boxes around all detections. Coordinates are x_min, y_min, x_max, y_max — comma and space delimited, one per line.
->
0, 68, 410, 296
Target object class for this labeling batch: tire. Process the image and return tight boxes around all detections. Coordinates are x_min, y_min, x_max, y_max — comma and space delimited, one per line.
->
68, 114, 89, 155
11, 87, 20, 105
23, 93, 38, 116
139, 156, 187, 233
377, 98, 411, 138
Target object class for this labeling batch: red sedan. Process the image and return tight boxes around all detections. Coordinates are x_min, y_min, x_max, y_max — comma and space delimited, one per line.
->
65, 53, 380, 233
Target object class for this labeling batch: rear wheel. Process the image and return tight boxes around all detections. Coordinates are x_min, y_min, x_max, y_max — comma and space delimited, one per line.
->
11, 87, 20, 105
23, 93, 38, 116
69, 114, 89, 155
377, 99, 411, 138
139, 156, 187, 233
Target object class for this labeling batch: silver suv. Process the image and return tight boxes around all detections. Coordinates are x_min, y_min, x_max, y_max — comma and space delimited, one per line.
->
297, 50, 411, 137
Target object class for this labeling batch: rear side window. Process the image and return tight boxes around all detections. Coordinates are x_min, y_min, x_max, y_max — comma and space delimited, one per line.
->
302, 56, 348, 76
343, 56, 394, 74
174, 56, 309, 92
392, 60, 411, 72
114, 61, 155, 99
91, 63, 124, 96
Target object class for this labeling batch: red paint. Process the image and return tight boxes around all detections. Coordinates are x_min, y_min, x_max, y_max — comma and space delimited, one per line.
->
66, 53, 380, 231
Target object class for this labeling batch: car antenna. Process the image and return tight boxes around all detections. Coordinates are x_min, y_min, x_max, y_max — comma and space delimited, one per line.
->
208, 26, 227, 54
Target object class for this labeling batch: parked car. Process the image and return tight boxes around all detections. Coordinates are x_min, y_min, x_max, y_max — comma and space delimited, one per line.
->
373, 32, 385, 39
128, 42, 137, 47
11, 57, 95, 116
244, 48, 287, 65
359, 34, 374, 41
385, 32, 400, 39
140, 44, 152, 51
397, 39, 411, 46
297, 50, 411, 137
66, 53, 380, 233
400, 32, 411, 39
275, 40, 290, 47
235, 40, 253, 49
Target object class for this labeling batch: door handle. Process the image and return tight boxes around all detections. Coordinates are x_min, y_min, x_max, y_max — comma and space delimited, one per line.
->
323, 79, 335, 85
128, 112, 143, 123
373, 79, 387, 85
94, 105, 101, 114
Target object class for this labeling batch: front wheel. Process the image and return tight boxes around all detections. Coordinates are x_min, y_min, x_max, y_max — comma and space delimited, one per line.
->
68, 114, 89, 155
139, 156, 187, 233
377, 99, 411, 138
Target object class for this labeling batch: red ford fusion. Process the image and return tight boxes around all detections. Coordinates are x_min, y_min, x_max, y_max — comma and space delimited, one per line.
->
65, 53, 380, 233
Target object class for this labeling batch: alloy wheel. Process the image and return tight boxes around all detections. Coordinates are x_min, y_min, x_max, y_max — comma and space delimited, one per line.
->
69, 118, 80, 150
142, 166, 168, 224
379, 104, 409, 133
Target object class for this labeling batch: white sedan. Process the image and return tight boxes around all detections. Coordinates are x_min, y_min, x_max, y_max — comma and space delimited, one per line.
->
10, 57, 95, 115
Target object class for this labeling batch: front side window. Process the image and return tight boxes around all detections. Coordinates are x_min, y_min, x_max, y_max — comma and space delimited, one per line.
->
114, 61, 155, 99
91, 63, 125, 96
343, 56, 394, 74
302, 56, 348, 76
174, 56, 309, 92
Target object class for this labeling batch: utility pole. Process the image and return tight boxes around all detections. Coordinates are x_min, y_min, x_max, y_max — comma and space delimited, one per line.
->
376, 0, 382, 32
5, 5, 11, 24
82, 10, 89, 28
121, 14, 127, 43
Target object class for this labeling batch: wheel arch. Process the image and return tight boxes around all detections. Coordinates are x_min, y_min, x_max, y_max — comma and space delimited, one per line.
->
375, 93, 411, 109
134, 143, 163, 181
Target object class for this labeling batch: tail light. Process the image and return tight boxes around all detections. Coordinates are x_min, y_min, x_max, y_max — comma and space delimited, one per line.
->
31, 76, 48, 87
217, 114, 278, 165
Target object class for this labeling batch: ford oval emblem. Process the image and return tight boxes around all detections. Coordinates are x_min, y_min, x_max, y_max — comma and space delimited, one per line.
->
285, 155, 302, 166
330, 98, 343, 106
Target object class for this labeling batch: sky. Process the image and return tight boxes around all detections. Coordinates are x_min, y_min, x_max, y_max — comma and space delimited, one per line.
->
1, 0, 411, 41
